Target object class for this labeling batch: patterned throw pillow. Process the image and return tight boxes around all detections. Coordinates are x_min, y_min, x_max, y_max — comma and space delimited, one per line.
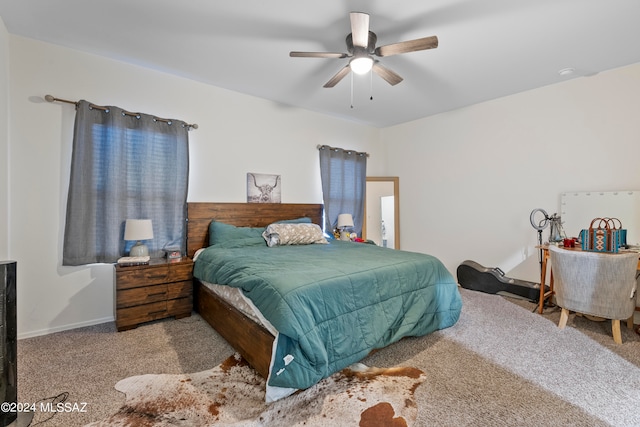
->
262, 223, 328, 247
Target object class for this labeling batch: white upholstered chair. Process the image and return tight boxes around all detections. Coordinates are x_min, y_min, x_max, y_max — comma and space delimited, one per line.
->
548, 245, 638, 344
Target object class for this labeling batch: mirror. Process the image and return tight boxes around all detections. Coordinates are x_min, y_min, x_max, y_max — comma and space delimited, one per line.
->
364, 177, 400, 249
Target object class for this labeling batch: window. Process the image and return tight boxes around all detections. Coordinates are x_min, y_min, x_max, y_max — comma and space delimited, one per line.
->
318, 145, 367, 236
63, 100, 189, 265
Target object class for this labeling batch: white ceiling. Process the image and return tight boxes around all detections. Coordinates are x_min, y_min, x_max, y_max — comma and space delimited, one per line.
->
1, 0, 639, 128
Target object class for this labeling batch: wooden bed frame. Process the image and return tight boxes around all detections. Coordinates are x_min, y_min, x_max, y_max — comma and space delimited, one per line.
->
186, 202, 324, 379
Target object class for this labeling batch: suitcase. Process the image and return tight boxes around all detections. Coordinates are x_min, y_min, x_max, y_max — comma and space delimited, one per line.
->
456, 260, 547, 303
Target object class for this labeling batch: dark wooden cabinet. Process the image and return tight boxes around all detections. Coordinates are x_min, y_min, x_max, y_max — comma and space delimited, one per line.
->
115, 258, 193, 331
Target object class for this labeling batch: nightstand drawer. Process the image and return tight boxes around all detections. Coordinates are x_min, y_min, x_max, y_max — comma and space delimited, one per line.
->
167, 263, 193, 282
167, 280, 192, 300
116, 266, 170, 289
116, 262, 193, 289
117, 284, 168, 309
116, 301, 169, 330
167, 296, 192, 318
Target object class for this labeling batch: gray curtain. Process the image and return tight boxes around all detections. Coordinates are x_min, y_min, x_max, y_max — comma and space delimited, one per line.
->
319, 145, 367, 235
63, 100, 189, 265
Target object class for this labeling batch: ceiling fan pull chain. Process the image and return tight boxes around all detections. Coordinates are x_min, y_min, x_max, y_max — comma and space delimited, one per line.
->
350, 72, 354, 109
370, 68, 374, 101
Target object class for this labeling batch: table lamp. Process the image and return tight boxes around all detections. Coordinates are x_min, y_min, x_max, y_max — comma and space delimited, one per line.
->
124, 219, 154, 257
337, 213, 354, 241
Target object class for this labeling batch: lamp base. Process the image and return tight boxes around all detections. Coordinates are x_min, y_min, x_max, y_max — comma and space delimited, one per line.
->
129, 242, 149, 257
340, 230, 351, 241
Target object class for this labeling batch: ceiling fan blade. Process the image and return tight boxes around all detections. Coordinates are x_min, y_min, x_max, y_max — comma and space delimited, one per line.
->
375, 35, 438, 57
323, 65, 351, 88
290, 51, 348, 58
372, 62, 403, 86
350, 12, 370, 48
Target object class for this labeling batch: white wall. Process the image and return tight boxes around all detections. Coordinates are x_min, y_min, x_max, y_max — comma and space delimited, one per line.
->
9, 32, 640, 337
9, 36, 383, 338
0, 18, 9, 260
382, 63, 640, 283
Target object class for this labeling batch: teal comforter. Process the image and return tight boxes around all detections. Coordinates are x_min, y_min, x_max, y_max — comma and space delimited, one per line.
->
193, 239, 462, 390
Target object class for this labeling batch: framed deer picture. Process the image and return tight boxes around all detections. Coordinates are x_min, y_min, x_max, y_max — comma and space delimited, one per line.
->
247, 173, 281, 203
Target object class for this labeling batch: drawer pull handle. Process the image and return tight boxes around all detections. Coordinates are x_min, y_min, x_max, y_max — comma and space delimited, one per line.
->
148, 310, 166, 316
148, 292, 166, 298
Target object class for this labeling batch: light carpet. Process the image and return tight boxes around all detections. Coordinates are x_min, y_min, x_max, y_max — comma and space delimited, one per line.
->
86, 354, 425, 426
17, 288, 640, 426
435, 291, 640, 426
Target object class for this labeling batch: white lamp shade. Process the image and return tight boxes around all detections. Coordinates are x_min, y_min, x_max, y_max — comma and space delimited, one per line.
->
124, 219, 154, 241
337, 213, 354, 228
349, 56, 373, 75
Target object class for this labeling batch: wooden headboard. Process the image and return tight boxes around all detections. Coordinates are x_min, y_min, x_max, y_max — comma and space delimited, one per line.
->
186, 202, 324, 258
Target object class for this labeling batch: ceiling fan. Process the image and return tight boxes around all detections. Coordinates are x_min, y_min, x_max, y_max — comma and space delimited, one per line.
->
290, 12, 438, 88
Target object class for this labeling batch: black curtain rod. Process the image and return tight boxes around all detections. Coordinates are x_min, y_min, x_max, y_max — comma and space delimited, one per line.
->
44, 94, 198, 130
317, 144, 369, 157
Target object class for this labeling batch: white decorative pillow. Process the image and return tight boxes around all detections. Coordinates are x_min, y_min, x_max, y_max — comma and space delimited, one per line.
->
262, 223, 329, 247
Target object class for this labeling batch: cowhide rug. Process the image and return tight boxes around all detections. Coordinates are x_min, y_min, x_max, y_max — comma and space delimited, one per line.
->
87, 354, 425, 427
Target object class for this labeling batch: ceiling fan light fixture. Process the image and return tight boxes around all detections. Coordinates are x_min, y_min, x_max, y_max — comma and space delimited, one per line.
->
350, 56, 373, 75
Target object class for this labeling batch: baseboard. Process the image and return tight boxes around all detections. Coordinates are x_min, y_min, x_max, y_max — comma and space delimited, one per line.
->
17, 316, 114, 340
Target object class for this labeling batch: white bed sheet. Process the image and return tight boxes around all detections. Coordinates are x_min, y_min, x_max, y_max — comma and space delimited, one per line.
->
200, 281, 277, 336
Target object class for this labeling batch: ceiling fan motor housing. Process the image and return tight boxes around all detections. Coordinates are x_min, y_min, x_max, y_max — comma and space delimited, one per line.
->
346, 31, 377, 55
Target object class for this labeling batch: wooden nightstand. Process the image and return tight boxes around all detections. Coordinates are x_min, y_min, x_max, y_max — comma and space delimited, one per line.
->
115, 257, 193, 331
